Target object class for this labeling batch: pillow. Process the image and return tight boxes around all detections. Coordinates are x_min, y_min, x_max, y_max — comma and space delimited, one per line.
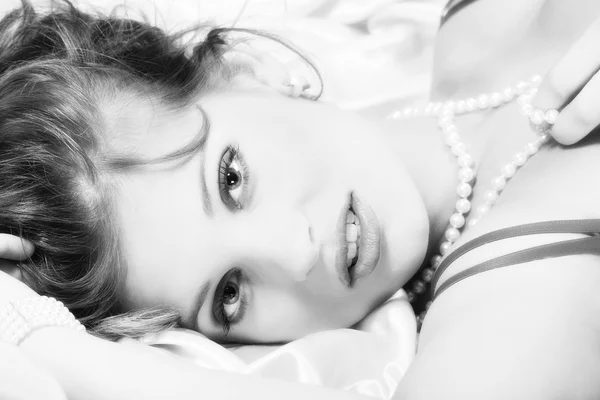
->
136, 290, 416, 399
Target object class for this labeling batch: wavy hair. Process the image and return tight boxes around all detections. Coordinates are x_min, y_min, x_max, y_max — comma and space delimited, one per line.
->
0, 0, 282, 340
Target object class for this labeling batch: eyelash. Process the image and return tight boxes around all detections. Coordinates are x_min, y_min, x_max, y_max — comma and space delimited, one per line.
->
218, 145, 250, 210
214, 269, 249, 335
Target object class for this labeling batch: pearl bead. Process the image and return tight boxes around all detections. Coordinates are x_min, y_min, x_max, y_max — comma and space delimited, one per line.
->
475, 204, 491, 216
438, 116, 453, 128
529, 109, 545, 125
515, 81, 529, 94
477, 94, 490, 109
526, 141, 541, 155
422, 268, 434, 283
442, 124, 458, 135
502, 87, 515, 102
502, 163, 517, 178
445, 132, 461, 146
466, 98, 478, 111
530, 74, 543, 86
544, 109, 559, 124
412, 280, 426, 294
483, 189, 499, 205
513, 152, 528, 166
402, 107, 414, 117
440, 106, 454, 117
456, 182, 472, 198
458, 154, 474, 168
490, 92, 503, 107
431, 255, 442, 269
450, 213, 466, 228
458, 167, 475, 182
451, 142, 467, 156
456, 100, 466, 114
456, 198, 471, 213
443, 100, 456, 112
491, 176, 506, 191
389, 110, 403, 120
445, 227, 461, 242
423, 103, 434, 116
467, 218, 479, 227
439, 241, 452, 255
406, 291, 416, 303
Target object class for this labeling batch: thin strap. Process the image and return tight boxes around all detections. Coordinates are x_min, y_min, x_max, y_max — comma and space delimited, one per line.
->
440, 0, 479, 26
431, 219, 600, 296
433, 235, 600, 299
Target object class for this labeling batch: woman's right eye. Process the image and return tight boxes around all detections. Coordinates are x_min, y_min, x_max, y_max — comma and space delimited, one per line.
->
218, 145, 249, 210
213, 269, 248, 335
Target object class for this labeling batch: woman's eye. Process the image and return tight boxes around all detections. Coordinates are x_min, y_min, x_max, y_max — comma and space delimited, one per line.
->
213, 269, 247, 335
222, 281, 241, 318
218, 146, 248, 210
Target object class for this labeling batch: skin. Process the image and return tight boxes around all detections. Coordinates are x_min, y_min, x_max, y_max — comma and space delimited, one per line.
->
112, 90, 429, 344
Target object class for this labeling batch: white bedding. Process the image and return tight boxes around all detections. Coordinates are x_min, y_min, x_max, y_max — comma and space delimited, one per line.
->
135, 290, 417, 399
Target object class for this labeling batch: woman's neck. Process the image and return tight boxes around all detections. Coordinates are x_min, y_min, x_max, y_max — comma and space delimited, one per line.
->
379, 116, 460, 255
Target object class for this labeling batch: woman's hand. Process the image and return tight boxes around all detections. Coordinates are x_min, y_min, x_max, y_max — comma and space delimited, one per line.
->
0, 234, 36, 303
532, 15, 600, 145
0, 342, 67, 400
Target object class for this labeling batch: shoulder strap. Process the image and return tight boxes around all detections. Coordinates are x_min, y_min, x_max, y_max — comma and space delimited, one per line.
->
431, 219, 600, 299
440, 0, 479, 25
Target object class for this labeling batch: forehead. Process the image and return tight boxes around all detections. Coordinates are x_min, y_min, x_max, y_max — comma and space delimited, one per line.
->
98, 95, 204, 159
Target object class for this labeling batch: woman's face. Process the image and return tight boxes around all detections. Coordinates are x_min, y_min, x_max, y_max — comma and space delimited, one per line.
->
114, 90, 429, 343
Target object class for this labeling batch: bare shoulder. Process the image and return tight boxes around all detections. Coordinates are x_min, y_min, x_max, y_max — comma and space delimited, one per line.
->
407, 137, 600, 399
403, 254, 600, 399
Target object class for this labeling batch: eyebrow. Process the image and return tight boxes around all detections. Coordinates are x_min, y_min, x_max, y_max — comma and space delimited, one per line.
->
200, 154, 213, 218
197, 105, 213, 218
189, 281, 212, 331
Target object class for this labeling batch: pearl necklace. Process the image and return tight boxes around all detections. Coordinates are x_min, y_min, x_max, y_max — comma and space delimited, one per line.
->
390, 74, 557, 330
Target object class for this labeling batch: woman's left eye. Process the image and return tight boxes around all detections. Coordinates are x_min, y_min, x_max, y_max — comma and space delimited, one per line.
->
218, 145, 249, 210
213, 269, 248, 335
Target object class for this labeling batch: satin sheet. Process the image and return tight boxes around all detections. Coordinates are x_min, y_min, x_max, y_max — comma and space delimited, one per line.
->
137, 290, 416, 399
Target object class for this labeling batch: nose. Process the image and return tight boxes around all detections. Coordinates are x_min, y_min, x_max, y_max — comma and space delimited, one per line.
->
230, 210, 319, 281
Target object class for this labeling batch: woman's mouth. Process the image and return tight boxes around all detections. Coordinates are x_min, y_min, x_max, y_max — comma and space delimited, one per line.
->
336, 193, 381, 287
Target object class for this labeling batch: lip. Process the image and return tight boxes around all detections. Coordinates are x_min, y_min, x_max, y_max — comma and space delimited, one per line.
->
335, 192, 381, 287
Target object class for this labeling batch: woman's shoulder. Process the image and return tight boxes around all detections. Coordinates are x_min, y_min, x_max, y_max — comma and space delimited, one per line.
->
430, 132, 600, 325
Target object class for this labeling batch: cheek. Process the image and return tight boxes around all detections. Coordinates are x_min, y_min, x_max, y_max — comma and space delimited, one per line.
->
240, 284, 367, 342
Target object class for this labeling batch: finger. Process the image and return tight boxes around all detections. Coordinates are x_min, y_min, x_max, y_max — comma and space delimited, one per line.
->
552, 69, 600, 145
532, 15, 600, 111
0, 234, 34, 260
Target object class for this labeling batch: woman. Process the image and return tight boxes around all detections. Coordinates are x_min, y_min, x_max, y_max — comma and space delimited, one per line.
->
2, 0, 600, 399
